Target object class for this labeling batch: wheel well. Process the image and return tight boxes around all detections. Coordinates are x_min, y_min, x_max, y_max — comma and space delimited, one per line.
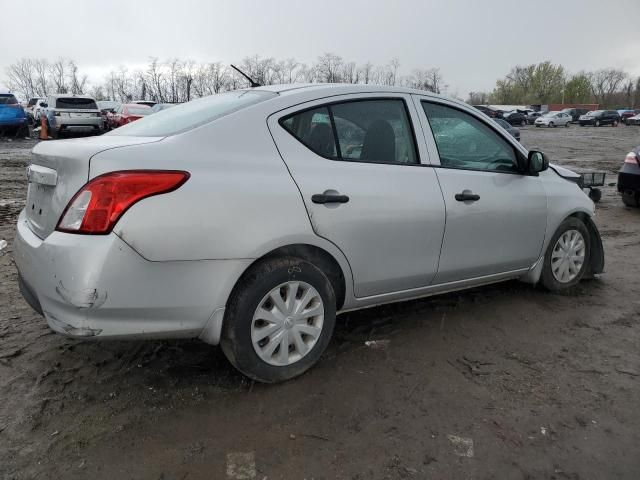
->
234, 244, 347, 310
568, 212, 605, 276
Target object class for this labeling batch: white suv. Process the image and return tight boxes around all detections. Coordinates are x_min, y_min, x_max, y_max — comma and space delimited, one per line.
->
44, 94, 102, 137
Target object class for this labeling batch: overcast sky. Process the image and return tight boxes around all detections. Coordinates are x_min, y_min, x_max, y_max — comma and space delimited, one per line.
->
1, 0, 639, 96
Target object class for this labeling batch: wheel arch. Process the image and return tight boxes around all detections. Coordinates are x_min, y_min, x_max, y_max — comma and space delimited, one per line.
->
568, 211, 604, 276
231, 242, 350, 312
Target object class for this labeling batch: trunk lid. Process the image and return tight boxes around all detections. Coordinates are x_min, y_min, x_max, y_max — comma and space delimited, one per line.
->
25, 136, 162, 239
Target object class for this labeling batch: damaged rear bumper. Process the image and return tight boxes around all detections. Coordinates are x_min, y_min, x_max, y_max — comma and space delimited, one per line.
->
13, 209, 251, 343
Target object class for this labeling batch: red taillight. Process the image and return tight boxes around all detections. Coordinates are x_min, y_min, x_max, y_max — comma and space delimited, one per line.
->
625, 152, 640, 165
57, 170, 190, 234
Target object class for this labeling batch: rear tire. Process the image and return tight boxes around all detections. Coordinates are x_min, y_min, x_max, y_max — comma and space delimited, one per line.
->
520, 119, 526, 127
541, 218, 591, 292
622, 192, 639, 208
613, 120, 619, 127
221, 256, 337, 383
549, 122, 555, 128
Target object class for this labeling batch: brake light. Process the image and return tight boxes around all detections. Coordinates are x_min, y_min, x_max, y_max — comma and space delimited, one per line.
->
57, 170, 190, 234
625, 152, 640, 165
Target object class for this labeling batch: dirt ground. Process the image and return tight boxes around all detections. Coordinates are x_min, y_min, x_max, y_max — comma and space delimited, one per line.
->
1, 124, 640, 480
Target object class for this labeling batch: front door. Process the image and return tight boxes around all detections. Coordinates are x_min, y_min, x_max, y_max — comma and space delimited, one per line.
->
269, 94, 446, 297
415, 98, 548, 284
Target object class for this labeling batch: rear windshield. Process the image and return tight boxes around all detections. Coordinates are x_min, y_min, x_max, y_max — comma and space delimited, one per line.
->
0, 94, 18, 105
126, 106, 151, 116
55, 97, 98, 110
107, 90, 277, 137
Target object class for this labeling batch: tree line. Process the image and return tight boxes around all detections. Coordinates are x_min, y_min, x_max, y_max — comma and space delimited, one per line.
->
3, 54, 446, 103
467, 61, 640, 108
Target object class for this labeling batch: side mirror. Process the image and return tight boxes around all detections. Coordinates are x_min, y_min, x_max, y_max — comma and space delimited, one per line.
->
528, 150, 549, 174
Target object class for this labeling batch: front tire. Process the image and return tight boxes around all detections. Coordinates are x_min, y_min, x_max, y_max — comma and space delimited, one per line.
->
221, 257, 337, 383
548, 122, 555, 128
595, 120, 601, 127
541, 218, 591, 292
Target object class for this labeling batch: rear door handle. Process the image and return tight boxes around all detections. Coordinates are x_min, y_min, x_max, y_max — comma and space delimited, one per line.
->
455, 190, 480, 202
312, 193, 350, 204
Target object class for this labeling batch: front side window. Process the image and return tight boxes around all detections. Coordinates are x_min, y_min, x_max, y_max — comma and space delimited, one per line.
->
422, 101, 519, 173
280, 98, 418, 165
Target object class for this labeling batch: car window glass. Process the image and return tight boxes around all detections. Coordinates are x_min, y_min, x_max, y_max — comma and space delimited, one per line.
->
281, 99, 418, 165
108, 90, 277, 137
422, 101, 518, 173
331, 100, 417, 164
281, 107, 338, 158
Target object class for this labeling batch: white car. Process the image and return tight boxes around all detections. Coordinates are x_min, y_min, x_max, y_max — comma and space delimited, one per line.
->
535, 111, 572, 128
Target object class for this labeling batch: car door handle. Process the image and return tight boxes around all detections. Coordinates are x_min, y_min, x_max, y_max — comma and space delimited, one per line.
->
455, 191, 480, 202
312, 193, 350, 204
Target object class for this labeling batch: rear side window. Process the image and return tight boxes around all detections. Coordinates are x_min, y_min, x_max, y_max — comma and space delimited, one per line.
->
281, 107, 337, 158
55, 97, 98, 109
0, 94, 18, 105
280, 98, 418, 165
108, 90, 277, 137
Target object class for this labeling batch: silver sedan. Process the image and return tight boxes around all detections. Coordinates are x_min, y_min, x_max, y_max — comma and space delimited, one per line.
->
14, 84, 604, 382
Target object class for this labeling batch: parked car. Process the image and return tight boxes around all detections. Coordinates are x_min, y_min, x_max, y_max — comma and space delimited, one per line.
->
14, 84, 604, 383
150, 103, 178, 113
503, 110, 527, 126
578, 110, 621, 127
0, 93, 29, 136
560, 108, 590, 122
472, 105, 503, 118
97, 100, 120, 130
26, 97, 47, 125
625, 113, 640, 126
526, 111, 544, 124
494, 118, 520, 141
535, 111, 572, 128
617, 146, 640, 207
132, 100, 156, 107
621, 109, 640, 125
44, 94, 102, 138
106, 103, 152, 129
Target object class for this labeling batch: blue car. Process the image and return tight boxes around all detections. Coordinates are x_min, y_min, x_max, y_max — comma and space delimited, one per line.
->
0, 93, 29, 136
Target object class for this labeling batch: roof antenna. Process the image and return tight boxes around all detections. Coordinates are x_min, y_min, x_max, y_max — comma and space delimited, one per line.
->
230, 64, 262, 88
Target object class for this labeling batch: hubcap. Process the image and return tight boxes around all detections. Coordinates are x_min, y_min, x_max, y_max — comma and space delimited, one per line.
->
251, 281, 324, 366
551, 229, 586, 283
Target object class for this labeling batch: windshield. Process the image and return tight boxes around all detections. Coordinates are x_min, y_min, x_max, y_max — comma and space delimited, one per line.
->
108, 90, 277, 137
0, 94, 18, 105
55, 97, 98, 110
543, 111, 559, 117
588, 110, 603, 116
126, 106, 151, 116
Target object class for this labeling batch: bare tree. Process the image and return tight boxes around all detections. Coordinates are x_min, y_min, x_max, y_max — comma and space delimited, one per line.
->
49, 58, 69, 94
589, 68, 627, 106
5, 58, 36, 98
315, 53, 343, 83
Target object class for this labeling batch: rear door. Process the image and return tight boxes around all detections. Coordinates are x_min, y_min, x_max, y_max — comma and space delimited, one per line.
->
414, 96, 547, 284
269, 93, 446, 297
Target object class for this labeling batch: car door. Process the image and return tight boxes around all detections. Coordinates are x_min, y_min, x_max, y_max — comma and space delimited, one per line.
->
414, 97, 547, 284
268, 94, 446, 297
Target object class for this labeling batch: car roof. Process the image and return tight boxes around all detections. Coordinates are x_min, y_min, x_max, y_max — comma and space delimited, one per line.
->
247, 83, 467, 109
49, 94, 96, 99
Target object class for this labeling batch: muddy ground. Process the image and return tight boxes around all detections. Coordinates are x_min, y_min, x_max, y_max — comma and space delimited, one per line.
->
1, 125, 640, 479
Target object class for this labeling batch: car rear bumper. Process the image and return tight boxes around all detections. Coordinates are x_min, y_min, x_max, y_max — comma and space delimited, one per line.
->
618, 163, 640, 194
13, 209, 252, 343
49, 116, 102, 132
